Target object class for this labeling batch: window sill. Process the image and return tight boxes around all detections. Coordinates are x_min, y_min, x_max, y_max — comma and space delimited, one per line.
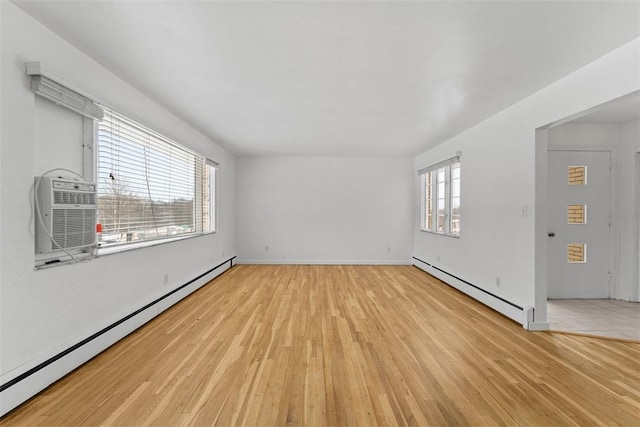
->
34, 250, 94, 270
97, 231, 216, 257
33, 231, 217, 268
419, 230, 460, 238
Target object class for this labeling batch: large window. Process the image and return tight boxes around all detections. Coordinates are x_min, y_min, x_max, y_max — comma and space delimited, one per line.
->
96, 107, 216, 249
419, 155, 461, 236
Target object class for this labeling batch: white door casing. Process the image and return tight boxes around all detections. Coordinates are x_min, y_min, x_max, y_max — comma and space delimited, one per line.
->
636, 152, 640, 302
547, 150, 612, 299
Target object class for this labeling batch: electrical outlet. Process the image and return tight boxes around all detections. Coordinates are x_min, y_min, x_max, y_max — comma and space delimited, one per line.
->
163, 274, 169, 285
496, 276, 501, 287
387, 246, 391, 252
521, 206, 528, 217
265, 245, 269, 252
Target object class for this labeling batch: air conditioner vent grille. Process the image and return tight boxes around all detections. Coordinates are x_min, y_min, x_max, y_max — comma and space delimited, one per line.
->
35, 176, 97, 254
51, 209, 96, 250
53, 190, 96, 205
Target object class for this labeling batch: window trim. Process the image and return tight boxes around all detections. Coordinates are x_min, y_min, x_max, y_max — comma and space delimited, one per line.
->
97, 231, 213, 257
205, 160, 218, 234
419, 154, 461, 237
88, 106, 219, 255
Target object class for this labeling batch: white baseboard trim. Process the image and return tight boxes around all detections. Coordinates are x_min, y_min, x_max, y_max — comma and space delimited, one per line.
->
236, 258, 412, 265
0, 257, 235, 417
412, 257, 529, 328
526, 321, 551, 331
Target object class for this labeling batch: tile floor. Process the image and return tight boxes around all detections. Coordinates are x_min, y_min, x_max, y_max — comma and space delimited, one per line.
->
547, 299, 640, 341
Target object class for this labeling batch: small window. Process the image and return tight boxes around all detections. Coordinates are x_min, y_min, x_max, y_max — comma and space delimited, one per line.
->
567, 243, 587, 263
567, 204, 586, 224
419, 155, 461, 236
425, 172, 433, 230
450, 162, 461, 236
568, 166, 587, 185
96, 107, 217, 251
436, 168, 446, 233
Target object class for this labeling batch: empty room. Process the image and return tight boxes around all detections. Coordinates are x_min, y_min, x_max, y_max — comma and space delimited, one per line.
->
1, 0, 639, 425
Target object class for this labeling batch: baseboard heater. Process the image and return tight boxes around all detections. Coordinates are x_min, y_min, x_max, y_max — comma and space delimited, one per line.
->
412, 256, 534, 329
0, 256, 236, 417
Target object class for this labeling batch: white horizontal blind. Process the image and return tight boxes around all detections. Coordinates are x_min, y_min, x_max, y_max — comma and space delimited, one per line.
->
96, 107, 208, 247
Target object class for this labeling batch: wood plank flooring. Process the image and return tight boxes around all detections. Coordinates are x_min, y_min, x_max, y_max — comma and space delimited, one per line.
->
1, 265, 639, 426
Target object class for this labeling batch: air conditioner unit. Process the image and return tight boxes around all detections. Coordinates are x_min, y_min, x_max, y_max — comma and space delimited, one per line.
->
35, 176, 97, 254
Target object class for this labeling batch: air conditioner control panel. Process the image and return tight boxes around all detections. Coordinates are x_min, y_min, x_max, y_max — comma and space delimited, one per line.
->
52, 180, 95, 192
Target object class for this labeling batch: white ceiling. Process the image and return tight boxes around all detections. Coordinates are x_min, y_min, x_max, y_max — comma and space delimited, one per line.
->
14, 1, 640, 157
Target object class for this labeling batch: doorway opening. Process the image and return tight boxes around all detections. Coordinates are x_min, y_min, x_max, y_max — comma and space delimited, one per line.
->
535, 92, 640, 340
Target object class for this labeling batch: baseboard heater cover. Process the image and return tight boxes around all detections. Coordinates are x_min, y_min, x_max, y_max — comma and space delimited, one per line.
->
235, 258, 412, 265
0, 256, 236, 417
412, 256, 535, 329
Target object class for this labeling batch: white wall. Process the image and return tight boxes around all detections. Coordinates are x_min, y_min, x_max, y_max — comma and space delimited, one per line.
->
548, 123, 620, 149
0, 2, 235, 414
413, 38, 640, 326
236, 157, 413, 264
620, 119, 640, 301
548, 120, 640, 301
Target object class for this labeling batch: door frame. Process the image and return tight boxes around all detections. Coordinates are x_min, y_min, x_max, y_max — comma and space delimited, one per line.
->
635, 151, 640, 302
534, 90, 639, 329
546, 146, 616, 298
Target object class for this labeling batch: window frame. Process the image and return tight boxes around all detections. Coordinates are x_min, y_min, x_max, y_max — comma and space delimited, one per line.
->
419, 155, 461, 237
89, 106, 218, 255
205, 160, 218, 234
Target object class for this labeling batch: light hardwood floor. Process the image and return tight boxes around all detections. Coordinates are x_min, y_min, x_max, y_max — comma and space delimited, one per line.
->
2, 265, 639, 426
